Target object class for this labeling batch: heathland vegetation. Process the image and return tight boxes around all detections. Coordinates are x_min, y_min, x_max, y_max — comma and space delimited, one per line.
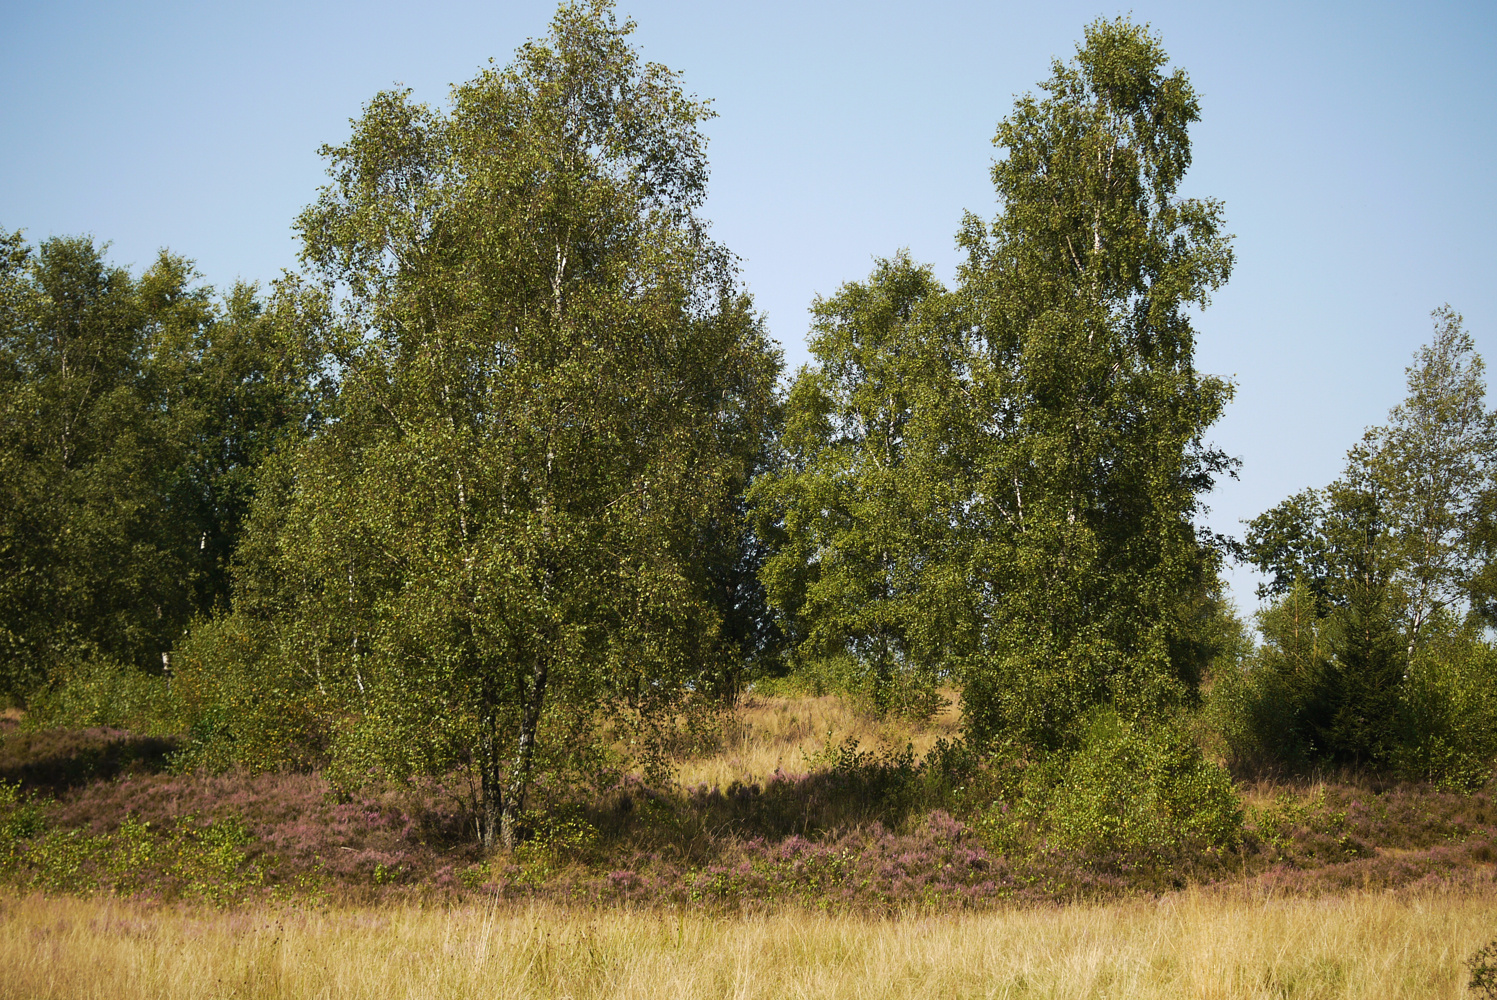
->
2, 3, 1496, 995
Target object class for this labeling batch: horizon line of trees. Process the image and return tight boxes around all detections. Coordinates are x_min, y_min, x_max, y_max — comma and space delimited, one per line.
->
4, 2, 1495, 848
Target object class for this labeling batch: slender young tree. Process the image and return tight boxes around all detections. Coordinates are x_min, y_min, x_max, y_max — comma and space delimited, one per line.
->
247, 1, 779, 848
1250, 309, 1495, 647
1356, 307, 1496, 653
958, 18, 1235, 747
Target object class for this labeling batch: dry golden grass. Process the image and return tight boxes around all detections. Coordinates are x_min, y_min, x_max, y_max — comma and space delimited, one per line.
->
5, 888, 1493, 999
674, 688, 962, 789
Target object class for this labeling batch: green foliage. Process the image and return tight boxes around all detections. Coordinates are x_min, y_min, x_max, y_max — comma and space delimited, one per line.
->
0, 234, 198, 692
1394, 624, 1497, 790
1213, 586, 1497, 784
1320, 580, 1405, 767
0, 781, 261, 904
218, 0, 780, 848
0, 780, 46, 858
751, 253, 970, 719
977, 710, 1241, 858
1047, 711, 1241, 854
1240, 308, 1497, 777
1242, 485, 1408, 769
958, 18, 1235, 749
0, 229, 337, 702
1361, 307, 1496, 646
512, 808, 601, 883
1206, 581, 1327, 773
1471, 937, 1497, 999
167, 613, 328, 774
22, 656, 178, 734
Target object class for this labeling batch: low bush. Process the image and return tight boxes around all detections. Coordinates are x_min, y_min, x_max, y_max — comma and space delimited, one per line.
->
1048, 710, 1242, 854
1471, 937, 1497, 999
1396, 630, 1497, 791
166, 615, 330, 774
974, 709, 1242, 877
23, 657, 178, 735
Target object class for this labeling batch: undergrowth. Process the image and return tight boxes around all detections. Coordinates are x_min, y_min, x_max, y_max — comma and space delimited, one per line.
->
0, 694, 1494, 910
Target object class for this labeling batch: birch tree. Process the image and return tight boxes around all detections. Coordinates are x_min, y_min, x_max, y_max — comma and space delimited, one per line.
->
958, 18, 1236, 748
1356, 307, 1495, 652
750, 253, 972, 715
257, 1, 779, 848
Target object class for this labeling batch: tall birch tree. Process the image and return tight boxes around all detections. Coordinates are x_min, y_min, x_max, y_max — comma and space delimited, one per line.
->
252, 1, 779, 848
959, 18, 1236, 748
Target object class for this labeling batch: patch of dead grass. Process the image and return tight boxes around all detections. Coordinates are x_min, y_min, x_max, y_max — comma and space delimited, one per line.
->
673, 688, 961, 789
2, 886, 1493, 998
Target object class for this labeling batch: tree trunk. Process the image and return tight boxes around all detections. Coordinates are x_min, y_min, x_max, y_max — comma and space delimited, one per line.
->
500, 657, 549, 849
479, 710, 503, 851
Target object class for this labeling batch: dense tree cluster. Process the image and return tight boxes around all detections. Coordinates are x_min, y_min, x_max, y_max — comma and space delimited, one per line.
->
3, 2, 1494, 852
0, 232, 336, 695
756, 20, 1236, 753
1229, 308, 1497, 781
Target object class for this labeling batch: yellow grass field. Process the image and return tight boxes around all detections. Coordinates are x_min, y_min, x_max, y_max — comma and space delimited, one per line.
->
4, 888, 1493, 999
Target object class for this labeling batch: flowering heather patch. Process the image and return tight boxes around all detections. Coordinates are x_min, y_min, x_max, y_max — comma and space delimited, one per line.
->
1, 716, 1495, 909
37, 768, 479, 893
1227, 778, 1497, 895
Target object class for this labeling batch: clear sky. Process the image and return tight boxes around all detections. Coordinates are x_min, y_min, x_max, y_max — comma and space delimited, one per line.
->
4, 0, 1494, 614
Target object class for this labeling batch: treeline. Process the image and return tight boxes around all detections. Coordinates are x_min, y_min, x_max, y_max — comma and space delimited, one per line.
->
0, 232, 338, 692
3, 2, 1494, 852
1221, 307, 1497, 787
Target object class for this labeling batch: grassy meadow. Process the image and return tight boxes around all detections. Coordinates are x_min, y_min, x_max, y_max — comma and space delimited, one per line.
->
4, 888, 1493, 998
3, 689, 1497, 997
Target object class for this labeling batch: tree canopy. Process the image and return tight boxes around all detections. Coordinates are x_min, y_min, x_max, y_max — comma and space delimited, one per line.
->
217, 0, 780, 847
957, 18, 1235, 747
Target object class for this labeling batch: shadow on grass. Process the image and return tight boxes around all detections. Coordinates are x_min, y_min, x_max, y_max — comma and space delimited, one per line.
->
0, 726, 180, 792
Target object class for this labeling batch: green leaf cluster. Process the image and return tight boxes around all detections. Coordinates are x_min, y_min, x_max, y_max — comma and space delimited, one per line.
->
197, 0, 781, 847
0, 231, 335, 701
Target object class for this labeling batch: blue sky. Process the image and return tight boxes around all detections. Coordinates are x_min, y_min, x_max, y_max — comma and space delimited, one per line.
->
4, 0, 1494, 613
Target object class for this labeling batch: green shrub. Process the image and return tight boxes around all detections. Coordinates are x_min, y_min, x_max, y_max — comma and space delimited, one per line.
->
1395, 629, 1497, 791
0, 797, 262, 904
1202, 582, 1330, 776
168, 615, 327, 773
24, 656, 177, 734
0, 779, 46, 872
1204, 651, 1311, 776
1470, 937, 1497, 999
979, 710, 1242, 859
1046, 710, 1242, 854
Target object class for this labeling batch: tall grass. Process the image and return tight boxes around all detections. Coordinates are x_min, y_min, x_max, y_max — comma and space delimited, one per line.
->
3, 888, 1492, 998
675, 688, 962, 789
